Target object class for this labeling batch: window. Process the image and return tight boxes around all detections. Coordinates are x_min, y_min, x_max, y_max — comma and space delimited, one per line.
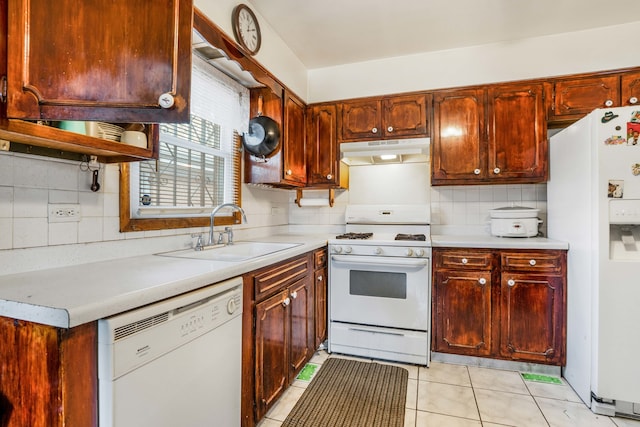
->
120, 54, 249, 232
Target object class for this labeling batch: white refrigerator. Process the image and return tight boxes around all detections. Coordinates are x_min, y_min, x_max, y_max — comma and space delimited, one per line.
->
548, 106, 640, 417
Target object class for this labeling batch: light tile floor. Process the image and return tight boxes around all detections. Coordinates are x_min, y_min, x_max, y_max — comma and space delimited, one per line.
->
257, 350, 640, 427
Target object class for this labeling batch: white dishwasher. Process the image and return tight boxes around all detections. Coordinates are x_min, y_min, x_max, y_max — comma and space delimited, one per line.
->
98, 277, 243, 427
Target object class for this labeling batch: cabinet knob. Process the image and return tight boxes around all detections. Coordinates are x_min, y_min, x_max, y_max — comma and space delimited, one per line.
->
630, 97, 639, 105
290, 291, 298, 299
529, 259, 537, 266
158, 93, 175, 109
282, 297, 291, 307
317, 275, 323, 282
326, 174, 333, 180
371, 127, 378, 133
493, 167, 501, 174
604, 99, 614, 107
461, 258, 468, 264
286, 169, 292, 176
478, 277, 487, 285
474, 169, 481, 175
507, 279, 516, 287
387, 126, 394, 132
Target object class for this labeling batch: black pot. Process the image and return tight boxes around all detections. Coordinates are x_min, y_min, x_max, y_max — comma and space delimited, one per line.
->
243, 96, 280, 157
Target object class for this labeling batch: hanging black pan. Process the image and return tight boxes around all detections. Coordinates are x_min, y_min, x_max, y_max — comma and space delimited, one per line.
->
242, 96, 280, 157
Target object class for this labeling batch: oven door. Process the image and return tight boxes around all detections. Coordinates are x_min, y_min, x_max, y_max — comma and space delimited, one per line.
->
329, 254, 430, 331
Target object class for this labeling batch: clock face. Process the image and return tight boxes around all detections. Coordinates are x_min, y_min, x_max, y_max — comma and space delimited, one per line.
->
232, 5, 261, 55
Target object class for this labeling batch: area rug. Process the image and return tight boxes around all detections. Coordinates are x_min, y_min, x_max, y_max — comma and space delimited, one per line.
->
282, 357, 408, 427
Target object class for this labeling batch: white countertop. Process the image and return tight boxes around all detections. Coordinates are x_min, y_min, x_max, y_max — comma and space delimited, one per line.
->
0, 234, 329, 329
432, 234, 569, 250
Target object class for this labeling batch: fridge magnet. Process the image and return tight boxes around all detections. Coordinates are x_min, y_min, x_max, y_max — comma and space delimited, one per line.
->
601, 111, 619, 123
627, 122, 640, 145
608, 180, 624, 198
631, 111, 640, 123
604, 135, 626, 145
632, 164, 640, 176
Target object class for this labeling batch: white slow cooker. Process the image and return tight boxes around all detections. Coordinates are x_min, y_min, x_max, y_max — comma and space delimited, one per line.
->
489, 206, 542, 237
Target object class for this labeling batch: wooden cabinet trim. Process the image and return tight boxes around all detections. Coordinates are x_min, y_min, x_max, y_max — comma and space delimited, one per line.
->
253, 255, 310, 301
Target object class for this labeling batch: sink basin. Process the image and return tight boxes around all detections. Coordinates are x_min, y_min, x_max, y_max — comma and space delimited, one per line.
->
156, 241, 302, 262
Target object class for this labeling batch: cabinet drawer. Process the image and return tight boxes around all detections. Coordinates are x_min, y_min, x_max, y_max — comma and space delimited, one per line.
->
501, 251, 565, 273
314, 248, 327, 269
254, 255, 309, 301
436, 250, 494, 270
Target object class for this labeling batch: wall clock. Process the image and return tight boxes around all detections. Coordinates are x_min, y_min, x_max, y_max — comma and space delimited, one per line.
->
232, 4, 262, 55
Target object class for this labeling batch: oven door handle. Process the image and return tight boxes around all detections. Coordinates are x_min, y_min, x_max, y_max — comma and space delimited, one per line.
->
331, 255, 428, 268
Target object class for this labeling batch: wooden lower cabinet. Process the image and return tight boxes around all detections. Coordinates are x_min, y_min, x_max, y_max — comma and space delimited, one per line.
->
433, 248, 566, 365
243, 251, 320, 426
313, 248, 328, 348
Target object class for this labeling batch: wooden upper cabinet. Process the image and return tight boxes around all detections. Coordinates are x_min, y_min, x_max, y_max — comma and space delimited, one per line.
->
547, 75, 619, 124
431, 88, 486, 184
306, 104, 340, 187
282, 91, 307, 186
487, 82, 547, 182
622, 71, 640, 106
5, 0, 193, 123
432, 82, 547, 186
339, 93, 430, 141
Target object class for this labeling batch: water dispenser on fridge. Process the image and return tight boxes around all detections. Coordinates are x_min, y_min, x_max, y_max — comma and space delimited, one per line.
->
610, 199, 640, 260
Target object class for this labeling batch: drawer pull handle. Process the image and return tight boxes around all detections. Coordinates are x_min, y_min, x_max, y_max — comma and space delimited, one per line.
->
493, 167, 501, 174
478, 277, 487, 285
387, 126, 394, 132
630, 96, 639, 105
474, 169, 481, 175
529, 259, 537, 266
317, 275, 323, 282
282, 297, 291, 307
290, 291, 298, 299
604, 99, 614, 107
371, 127, 378, 133
461, 258, 468, 264
508, 279, 516, 286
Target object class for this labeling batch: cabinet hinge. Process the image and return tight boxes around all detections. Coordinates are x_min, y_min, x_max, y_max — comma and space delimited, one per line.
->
0, 75, 6, 103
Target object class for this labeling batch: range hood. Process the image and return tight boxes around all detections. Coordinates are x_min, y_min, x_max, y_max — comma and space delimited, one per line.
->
340, 138, 430, 165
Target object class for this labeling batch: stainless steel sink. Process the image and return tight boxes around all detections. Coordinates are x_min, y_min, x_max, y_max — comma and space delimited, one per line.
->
156, 241, 302, 262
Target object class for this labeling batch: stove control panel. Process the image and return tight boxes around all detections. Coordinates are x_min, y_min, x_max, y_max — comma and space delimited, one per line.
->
330, 244, 430, 258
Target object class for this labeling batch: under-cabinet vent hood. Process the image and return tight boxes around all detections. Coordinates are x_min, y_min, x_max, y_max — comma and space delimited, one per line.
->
340, 138, 430, 165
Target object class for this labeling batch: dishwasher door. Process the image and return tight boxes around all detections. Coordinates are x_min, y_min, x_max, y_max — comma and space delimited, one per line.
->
98, 277, 243, 427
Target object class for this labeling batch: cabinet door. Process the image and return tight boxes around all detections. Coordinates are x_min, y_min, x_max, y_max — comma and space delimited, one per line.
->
339, 99, 382, 141
282, 92, 307, 186
6, 0, 192, 123
487, 83, 547, 182
288, 278, 314, 380
499, 274, 564, 364
550, 75, 619, 122
431, 89, 486, 185
306, 104, 339, 187
314, 267, 328, 348
255, 289, 290, 420
622, 71, 640, 107
382, 94, 430, 138
433, 270, 492, 356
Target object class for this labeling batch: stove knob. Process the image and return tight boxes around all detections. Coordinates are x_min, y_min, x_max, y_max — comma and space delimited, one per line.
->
344, 246, 352, 254
374, 247, 383, 255
415, 248, 425, 257
332, 246, 343, 254
405, 248, 414, 256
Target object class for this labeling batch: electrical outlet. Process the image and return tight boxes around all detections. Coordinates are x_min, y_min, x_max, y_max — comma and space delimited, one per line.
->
48, 204, 81, 223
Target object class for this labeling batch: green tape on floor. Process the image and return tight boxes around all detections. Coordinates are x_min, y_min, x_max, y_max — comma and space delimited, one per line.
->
296, 363, 319, 381
521, 373, 562, 384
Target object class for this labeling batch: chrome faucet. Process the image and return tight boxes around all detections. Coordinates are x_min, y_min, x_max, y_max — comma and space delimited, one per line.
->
208, 203, 248, 246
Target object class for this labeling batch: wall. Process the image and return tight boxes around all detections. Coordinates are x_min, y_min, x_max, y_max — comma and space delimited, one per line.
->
307, 21, 640, 102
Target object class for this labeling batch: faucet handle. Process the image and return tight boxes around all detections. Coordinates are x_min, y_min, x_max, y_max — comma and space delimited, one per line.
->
217, 232, 225, 244
191, 233, 205, 251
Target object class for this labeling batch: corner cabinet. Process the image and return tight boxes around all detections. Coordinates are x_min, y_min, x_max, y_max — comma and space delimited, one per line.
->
0, 0, 193, 162
338, 93, 431, 142
432, 248, 566, 366
242, 253, 317, 426
431, 82, 547, 186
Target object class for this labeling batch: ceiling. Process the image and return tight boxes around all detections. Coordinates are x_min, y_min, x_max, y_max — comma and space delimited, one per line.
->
248, 0, 640, 69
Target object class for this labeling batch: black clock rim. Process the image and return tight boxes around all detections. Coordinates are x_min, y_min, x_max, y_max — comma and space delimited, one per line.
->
232, 4, 262, 55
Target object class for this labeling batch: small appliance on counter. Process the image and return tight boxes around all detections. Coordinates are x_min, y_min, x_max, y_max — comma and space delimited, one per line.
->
489, 205, 542, 237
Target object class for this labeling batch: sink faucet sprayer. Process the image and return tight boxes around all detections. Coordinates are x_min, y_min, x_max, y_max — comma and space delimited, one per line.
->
208, 203, 248, 247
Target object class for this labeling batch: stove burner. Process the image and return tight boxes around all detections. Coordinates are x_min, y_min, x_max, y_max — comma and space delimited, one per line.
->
395, 233, 427, 241
336, 232, 373, 240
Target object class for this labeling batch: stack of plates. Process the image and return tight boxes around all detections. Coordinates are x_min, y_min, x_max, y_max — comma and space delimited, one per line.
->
90, 122, 124, 141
